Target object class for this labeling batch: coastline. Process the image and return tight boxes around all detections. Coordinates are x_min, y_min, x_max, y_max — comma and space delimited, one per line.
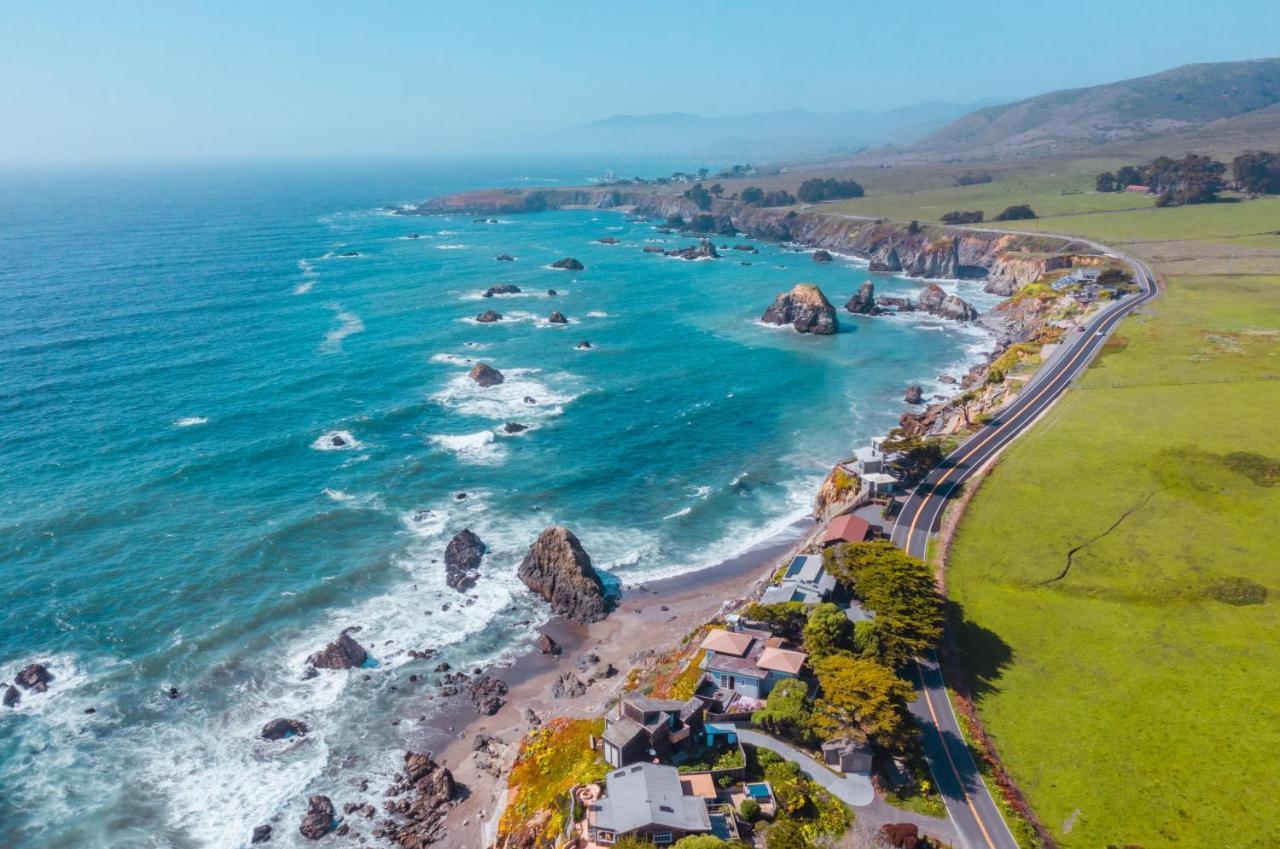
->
426, 516, 823, 848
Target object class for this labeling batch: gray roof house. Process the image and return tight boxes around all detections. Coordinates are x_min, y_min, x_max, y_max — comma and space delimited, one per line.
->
602, 692, 707, 768
587, 762, 712, 845
759, 554, 839, 606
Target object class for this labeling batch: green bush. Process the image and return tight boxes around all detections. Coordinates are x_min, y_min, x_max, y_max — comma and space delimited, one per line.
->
740, 797, 762, 821
993, 204, 1037, 221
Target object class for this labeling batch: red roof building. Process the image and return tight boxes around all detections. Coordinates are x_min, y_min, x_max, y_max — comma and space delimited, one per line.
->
822, 514, 872, 547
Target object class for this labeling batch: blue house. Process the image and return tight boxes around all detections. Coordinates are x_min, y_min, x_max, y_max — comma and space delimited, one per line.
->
698, 626, 807, 702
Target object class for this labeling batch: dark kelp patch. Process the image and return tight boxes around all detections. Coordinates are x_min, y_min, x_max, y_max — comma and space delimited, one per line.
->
1220, 451, 1280, 487
1204, 576, 1268, 606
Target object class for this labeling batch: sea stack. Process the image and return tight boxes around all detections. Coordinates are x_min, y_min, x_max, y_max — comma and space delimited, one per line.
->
306, 632, 368, 670
916, 283, 979, 321
444, 528, 485, 591
518, 526, 610, 624
845, 280, 878, 315
813, 249, 834, 262
547, 311, 568, 324
761, 283, 839, 335
551, 257, 584, 270
475, 309, 502, 323
468, 363, 504, 386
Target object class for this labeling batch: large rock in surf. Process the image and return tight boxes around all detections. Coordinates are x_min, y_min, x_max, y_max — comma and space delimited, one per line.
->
551, 257, 583, 270
251, 824, 272, 844
813, 249, 834, 262
496, 253, 514, 262
299, 795, 335, 840
547, 311, 568, 324
869, 247, 903, 272
761, 283, 839, 335
444, 528, 485, 591
905, 384, 925, 405
518, 526, 610, 624
845, 280, 878, 315
307, 632, 368, 670
468, 363, 504, 387
665, 240, 719, 260
3, 684, 20, 708
15, 663, 53, 693
483, 284, 520, 297
381, 752, 457, 847
475, 309, 502, 323
917, 283, 979, 321
261, 718, 309, 740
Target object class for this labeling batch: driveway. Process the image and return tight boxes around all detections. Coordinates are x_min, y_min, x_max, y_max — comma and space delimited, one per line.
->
730, 727, 875, 807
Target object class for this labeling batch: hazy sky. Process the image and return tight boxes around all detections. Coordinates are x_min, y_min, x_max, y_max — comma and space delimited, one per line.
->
3, 0, 1278, 164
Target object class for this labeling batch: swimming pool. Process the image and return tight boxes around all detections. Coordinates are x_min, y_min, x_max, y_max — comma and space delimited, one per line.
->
745, 782, 772, 799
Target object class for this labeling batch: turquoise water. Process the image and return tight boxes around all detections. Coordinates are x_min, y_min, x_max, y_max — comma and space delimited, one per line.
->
0, 161, 998, 848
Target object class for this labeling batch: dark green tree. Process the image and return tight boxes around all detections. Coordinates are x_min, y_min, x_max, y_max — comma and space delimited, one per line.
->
1095, 172, 1118, 192
993, 204, 1037, 221
1232, 151, 1280, 194
803, 602, 853, 657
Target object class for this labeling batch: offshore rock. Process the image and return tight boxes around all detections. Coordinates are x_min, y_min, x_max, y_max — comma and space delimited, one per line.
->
3, 684, 20, 708
761, 283, 838, 335
551, 257, 583, 270
503, 422, 528, 434
482, 284, 520, 297
917, 283, 979, 321
15, 663, 53, 693
444, 529, 485, 591
307, 632, 368, 670
665, 239, 719, 260
251, 824, 272, 843
518, 526, 610, 624
475, 309, 502, 323
468, 363, 504, 387
299, 795, 335, 840
547, 311, 568, 324
495, 253, 514, 262
844, 280, 878, 315
812, 249, 834, 262
261, 718, 309, 740
905, 384, 925, 405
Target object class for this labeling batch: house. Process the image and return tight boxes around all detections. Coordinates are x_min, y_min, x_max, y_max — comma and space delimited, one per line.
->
822, 513, 873, 547
587, 762, 712, 845
699, 626, 807, 700
822, 737, 874, 774
602, 692, 708, 768
1123, 184, 1152, 193
759, 553, 839, 606
852, 439, 900, 497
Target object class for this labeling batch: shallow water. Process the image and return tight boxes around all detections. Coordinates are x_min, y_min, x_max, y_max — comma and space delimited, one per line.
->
0, 160, 999, 848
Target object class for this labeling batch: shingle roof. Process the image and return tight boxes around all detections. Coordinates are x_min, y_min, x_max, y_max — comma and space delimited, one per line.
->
824, 514, 872, 545
591, 762, 711, 835
700, 629, 754, 657
603, 716, 645, 748
756, 647, 807, 675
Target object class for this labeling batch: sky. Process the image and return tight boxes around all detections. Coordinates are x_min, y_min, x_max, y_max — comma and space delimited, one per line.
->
3, 0, 1279, 164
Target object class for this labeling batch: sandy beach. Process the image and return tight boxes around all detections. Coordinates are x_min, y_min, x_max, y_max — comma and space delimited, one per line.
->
412, 515, 823, 848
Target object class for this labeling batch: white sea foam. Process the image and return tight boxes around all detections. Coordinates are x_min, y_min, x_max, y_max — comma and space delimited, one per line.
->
174, 416, 208, 427
430, 352, 477, 366
662, 506, 693, 520
436, 243, 467, 250
428, 430, 505, 465
585, 310, 609, 318
321, 307, 364, 352
431, 366, 578, 421
294, 258, 319, 294
311, 430, 361, 451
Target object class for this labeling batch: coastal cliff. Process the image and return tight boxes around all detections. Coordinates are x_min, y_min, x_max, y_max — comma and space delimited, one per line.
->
401, 187, 1082, 289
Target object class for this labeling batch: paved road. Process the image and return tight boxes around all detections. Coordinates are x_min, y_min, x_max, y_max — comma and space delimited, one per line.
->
884, 247, 1159, 849
731, 726, 875, 806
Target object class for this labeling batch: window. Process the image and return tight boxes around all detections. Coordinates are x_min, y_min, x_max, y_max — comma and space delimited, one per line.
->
653, 833, 673, 844
596, 830, 616, 844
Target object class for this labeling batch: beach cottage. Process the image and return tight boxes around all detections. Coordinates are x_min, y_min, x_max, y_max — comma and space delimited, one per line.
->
602, 692, 708, 768
587, 762, 712, 845
698, 626, 807, 700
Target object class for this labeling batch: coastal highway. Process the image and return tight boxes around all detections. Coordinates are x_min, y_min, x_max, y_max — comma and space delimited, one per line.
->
888, 252, 1159, 849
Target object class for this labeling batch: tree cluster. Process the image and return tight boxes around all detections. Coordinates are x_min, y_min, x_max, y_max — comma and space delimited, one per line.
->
1096, 155, 1227, 205
683, 182, 713, 211
952, 171, 993, 186
796, 178, 865, 203
992, 204, 1037, 221
1232, 151, 1280, 195
740, 186, 797, 207
880, 432, 945, 484
941, 210, 984, 225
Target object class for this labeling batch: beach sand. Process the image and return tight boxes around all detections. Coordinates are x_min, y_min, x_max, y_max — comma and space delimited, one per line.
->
412, 515, 823, 847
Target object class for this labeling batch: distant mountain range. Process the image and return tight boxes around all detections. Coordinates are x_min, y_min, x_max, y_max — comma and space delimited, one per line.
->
543, 101, 1000, 160
906, 58, 1280, 161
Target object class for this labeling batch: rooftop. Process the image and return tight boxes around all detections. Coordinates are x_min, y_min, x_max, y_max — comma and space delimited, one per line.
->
590, 762, 711, 835
757, 646, 807, 675
824, 514, 872, 545
700, 629, 754, 657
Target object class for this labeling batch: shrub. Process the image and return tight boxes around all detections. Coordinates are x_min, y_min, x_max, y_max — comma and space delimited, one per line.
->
752, 678, 814, 744
683, 183, 712, 210
941, 210, 983, 225
1095, 171, 1119, 192
803, 602, 853, 657
953, 171, 992, 186
740, 798, 762, 821
765, 819, 809, 849
742, 601, 809, 642
1097, 267, 1133, 287
993, 204, 1037, 221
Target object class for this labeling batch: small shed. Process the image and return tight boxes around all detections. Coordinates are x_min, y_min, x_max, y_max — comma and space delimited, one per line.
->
822, 737, 873, 774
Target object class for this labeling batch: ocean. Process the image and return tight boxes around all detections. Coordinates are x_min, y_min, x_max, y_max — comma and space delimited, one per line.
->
0, 159, 1000, 848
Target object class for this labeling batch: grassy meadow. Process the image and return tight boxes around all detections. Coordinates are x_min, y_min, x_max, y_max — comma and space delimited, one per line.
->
838, 163, 1280, 847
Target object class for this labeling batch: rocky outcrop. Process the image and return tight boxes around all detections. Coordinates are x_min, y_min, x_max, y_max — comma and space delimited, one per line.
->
550, 672, 587, 699
475, 309, 502, 323
907, 237, 961, 278
537, 633, 560, 655
3, 684, 20, 708
665, 240, 719, 260
813, 249, 834, 262
15, 663, 52, 693
251, 824, 272, 844
444, 529, 485, 591
483, 284, 520, 297
307, 632, 368, 670
551, 257, 583, 271
876, 296, 915, 312
496, 253, 514, 262
813, 464, 861, 520
468, 675, 508, 715
503, 422, 528, 434
761, 284, 839, 335
985, 251, 1074, 295
905, 384, 925, 405
261, 718, 309, 740
547, 311, 568, 324
869, 246, 902, 272
597, 236, 619, 244
576, 340, 592, 349
468, 363, 504, 386
382, 753, 457, 848
299, 795, 335, 840
844, 280, 878, 315
518, 526, 610, 624
917, 283, 979, 321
